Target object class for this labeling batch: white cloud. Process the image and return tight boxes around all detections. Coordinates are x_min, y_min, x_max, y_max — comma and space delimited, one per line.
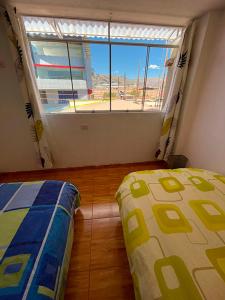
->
148, 64, 160, 70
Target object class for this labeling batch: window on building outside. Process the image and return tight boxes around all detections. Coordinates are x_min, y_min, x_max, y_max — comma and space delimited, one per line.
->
24, 17, 183, 113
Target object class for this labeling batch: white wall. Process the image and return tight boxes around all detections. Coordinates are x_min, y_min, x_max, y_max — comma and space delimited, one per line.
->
0, 17, 41, 172
9, 0, 225, 27
175, 10, 225, 174
46, 112, 163, 168
2, 7, 225, 173
0, 11, 163, 172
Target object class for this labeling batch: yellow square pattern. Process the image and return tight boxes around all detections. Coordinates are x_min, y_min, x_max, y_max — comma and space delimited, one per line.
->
152, 204, 192, 234
189, 200, 225, 231
159, 177, 184, 193
124, 209, 150, 254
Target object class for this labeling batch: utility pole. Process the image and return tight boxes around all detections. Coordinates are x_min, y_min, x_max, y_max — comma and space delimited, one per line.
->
142, 47, 150, 110
136, 64, 140, 101
123, 73, 126, 100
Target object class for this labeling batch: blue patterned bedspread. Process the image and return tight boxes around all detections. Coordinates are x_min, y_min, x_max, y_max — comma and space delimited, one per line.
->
0, 180, 80, 299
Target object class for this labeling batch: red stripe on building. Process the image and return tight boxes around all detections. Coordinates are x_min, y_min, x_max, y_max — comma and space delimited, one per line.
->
34, 63, 85, 69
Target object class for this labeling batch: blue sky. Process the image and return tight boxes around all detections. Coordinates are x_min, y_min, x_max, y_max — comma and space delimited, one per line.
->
90, 40, 169, 79
31, 39, 170, 80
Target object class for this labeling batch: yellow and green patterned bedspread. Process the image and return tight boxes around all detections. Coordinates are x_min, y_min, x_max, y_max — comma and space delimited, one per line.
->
116, 168, 225, 300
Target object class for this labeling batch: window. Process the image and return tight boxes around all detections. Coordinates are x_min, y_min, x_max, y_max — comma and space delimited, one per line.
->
111, 45, 146, 111
71, 43, 110, 112
40, 90, 48, 104
24, 17, 183, 113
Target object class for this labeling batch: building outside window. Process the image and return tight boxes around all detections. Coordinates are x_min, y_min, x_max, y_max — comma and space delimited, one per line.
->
24, 17, 183, 113
30, 41, 92, 112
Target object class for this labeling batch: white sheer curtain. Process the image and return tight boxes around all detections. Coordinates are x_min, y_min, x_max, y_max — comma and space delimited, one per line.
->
155, 21, 196, 161
1, 6, 53, 168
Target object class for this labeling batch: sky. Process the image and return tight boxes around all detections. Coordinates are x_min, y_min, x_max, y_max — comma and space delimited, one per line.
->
90, 39, 171, 80
31, 39, 171, 81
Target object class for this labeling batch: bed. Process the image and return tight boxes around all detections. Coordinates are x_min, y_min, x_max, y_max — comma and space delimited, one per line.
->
116, 168, 225, 300
0, 180, 80, 300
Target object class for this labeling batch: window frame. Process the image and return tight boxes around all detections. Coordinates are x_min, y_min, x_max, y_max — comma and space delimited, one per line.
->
25, 19, 182, 114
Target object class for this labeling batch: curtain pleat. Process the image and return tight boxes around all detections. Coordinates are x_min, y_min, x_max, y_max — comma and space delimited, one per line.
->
0, 7, 53, 168
155, 21, 196, 161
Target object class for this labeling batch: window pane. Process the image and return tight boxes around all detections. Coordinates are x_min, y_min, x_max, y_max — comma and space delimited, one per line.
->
143, 47, 174, 111
111, 45, 146, 111
30, 41, 74, 113
69, 43, 110, 111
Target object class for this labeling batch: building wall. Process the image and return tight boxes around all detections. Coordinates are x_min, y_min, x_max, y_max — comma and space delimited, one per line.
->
31, 41, 90, 102
174, 10, 225, 174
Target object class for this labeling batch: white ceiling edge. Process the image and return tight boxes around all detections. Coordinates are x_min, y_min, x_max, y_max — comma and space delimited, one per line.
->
9, 3, 190, 26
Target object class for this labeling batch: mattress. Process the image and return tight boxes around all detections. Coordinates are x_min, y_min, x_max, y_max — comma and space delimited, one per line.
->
116, 168, 225, 300
0, 180, 79, 300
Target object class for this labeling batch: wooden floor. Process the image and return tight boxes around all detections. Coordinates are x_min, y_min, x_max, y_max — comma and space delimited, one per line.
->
0, 161, 167, 300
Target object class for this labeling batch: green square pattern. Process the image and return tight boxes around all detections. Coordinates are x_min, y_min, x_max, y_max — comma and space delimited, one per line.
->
152, 204, 192, 234
130, 180, 150, 198
0, 254, 30, 288
206, 246, 225, 282
189, 200, 225, 231
154, 255, 202, 300
188, 176, 215, 192
124, 208, 150, 254
159, 177, 185, 193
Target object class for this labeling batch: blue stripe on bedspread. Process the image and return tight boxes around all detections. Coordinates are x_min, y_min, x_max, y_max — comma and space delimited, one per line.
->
0, 183, 22, 210
33, 181, 64, 206
0, 180, 79, 299
27, 208, 71, 299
